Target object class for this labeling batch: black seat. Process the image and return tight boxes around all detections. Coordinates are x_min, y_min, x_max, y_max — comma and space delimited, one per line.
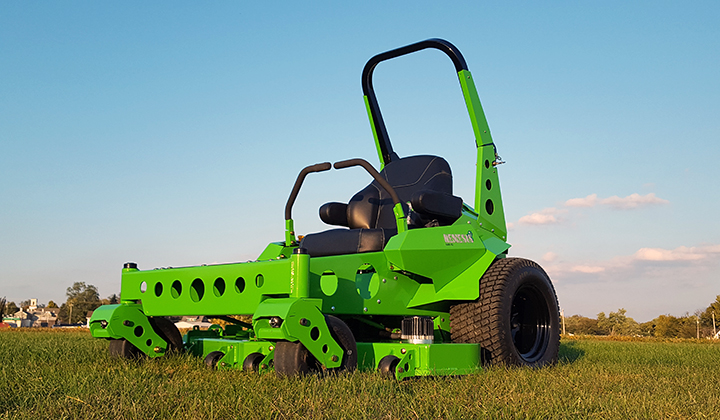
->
300, 155, 462, 257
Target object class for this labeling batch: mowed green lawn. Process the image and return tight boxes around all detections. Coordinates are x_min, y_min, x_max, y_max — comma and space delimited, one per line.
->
1, 329, 718, 419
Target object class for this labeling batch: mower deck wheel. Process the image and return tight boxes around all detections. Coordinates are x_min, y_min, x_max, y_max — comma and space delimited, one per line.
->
378, 355, 400, 378
204, 351, 225, 369
243, 352, 265, 372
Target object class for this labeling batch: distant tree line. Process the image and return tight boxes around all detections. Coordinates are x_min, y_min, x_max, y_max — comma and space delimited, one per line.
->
565, 295, 720, 338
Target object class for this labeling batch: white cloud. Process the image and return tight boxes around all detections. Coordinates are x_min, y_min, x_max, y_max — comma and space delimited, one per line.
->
546, 244, 720, 280
570, 265, 606, 274
542, 252, 558, 262
517, 207, 566, 225
633, 245, 720, 262
516, 192, 669, 227
600, 193, 669, 210
518, 213, 557, 225
564, 192, 669, 210
564, 194, 599, 208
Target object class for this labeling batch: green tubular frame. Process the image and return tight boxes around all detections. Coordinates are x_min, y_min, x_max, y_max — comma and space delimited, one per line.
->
90, 38, 509, 379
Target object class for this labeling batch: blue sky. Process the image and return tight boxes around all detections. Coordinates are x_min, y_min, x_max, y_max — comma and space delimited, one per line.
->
1, 1, 718, 322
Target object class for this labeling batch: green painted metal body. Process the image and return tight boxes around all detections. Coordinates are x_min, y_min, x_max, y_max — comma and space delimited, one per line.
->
357, 342, 481, 379
90, 39, 510, 379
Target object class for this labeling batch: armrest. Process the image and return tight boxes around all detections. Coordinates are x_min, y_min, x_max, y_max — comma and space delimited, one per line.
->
410, 190, 462, 224
319, 202, 349, 227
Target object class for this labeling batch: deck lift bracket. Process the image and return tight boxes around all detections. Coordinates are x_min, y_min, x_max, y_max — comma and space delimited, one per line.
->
89, 303, 169, 357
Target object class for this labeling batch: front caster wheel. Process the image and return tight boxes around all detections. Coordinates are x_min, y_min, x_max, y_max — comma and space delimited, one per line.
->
274, 341, 318, 376
274, 315, 357, 377
149, 317, 184, 353
109, 339, 142, 359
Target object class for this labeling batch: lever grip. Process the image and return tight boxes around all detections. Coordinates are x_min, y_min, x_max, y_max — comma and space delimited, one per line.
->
306, 162, 332, 173
285, 162, 332, 220
333, 158, 401, 206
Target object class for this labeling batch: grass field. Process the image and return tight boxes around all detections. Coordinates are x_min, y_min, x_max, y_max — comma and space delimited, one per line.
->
1, 329, 718, 419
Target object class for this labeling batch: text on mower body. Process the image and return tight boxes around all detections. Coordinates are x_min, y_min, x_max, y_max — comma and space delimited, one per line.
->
443, 231, 474, 245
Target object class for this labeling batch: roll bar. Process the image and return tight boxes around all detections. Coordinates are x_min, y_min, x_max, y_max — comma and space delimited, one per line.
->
361, 38, 469, 165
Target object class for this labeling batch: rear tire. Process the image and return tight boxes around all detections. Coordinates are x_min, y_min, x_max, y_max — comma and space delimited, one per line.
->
450, 257, 560, 367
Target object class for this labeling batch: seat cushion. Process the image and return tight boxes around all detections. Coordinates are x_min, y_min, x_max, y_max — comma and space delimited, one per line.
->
300, 228, 396, 257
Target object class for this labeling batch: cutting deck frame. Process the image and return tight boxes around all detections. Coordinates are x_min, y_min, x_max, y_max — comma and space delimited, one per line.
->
90, 38, 560, 379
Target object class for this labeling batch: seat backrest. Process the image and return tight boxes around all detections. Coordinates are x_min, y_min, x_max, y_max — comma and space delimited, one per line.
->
346, 155, 453, 229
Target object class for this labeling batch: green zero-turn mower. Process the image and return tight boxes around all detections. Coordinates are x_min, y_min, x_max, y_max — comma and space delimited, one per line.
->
90, 39, 560, 379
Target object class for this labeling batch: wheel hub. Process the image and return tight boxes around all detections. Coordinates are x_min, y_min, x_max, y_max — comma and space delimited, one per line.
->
510, 284, 551, 363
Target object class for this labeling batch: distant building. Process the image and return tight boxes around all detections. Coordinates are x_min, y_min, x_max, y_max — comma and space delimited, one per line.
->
32, 307, 60, 327
2, 310, 33, 327
1, 301, 60, 328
